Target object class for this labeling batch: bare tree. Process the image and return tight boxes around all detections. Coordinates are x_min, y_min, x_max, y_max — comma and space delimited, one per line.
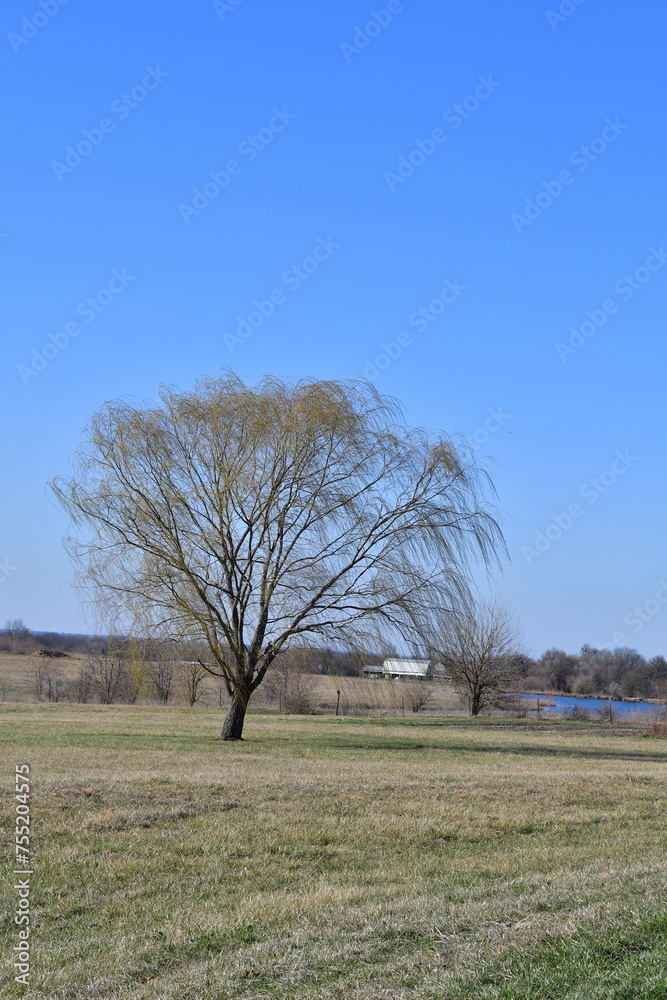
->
45, 662, 68, 702
84, 639, 136, 704
649, 656, 667, 700
140, 642, 174, 705
538, 648, 578, 692
264, 649, 315, 714
576, 645, 648, 699
30, 658, 48, 701
5, 618, 31, 654
52, 374, 503, 739
28, 657, 68, 702
73, 663, 93, 703
428, 599, 524, 716
145, 658, 173, 704
180, 660, 208, 707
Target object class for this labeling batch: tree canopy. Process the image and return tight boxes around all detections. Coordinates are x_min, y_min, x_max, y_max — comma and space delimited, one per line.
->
52, 373, 504, 738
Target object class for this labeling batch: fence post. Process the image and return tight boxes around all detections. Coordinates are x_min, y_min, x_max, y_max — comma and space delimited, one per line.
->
537, 697, 540, 720
335, 690, 341, 717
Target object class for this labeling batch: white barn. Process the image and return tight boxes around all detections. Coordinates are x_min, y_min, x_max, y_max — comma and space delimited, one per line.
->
382, 658, 432, 680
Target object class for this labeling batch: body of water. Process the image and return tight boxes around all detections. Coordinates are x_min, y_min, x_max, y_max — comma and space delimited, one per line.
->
518, 693, 664, 718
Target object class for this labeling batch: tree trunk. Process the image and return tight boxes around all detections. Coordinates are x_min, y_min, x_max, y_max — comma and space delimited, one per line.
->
220, 692, 247, 740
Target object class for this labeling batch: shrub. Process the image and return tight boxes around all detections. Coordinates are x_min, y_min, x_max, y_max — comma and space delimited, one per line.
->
502, 694, 528, 717
403, 681, 435, 713
562, 705, 592, 722
595, 702, 615, 724
264, 655, 315, 714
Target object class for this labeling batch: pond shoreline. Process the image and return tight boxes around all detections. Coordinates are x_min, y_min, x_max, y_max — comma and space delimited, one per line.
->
513, 692, 666, 718
513, 690, 667, 705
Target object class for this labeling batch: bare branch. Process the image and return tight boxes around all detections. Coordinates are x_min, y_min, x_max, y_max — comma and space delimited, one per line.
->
51, 373, 505, 738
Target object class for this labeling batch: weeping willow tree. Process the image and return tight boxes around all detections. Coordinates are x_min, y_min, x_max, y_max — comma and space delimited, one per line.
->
52, 373, 504, 739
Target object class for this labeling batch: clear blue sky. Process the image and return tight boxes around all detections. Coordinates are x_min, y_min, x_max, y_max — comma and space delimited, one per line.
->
2, 0, 666, 657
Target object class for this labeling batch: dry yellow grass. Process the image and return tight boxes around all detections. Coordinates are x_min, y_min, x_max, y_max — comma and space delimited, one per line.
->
0, 652, 76, 700
1, 704, 667, 998
0, 651, 466, 715
304, 673, 463, 715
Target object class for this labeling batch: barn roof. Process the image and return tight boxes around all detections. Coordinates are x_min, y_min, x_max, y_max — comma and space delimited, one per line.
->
382, 658, 430, 676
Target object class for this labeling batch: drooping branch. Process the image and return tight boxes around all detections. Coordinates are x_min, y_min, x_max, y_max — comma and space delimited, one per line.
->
52, 373, 505, 737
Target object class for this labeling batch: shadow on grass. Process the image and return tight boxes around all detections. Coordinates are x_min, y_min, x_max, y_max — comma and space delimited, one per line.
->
272, 734, 667, 764
3, 718, 667, 765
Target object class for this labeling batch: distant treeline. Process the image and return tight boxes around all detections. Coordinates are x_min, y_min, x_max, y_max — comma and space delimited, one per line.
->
0, 624, 95, 656
0, 623, 375, 676
3, 624, 667, 701
516, 646, 667, 701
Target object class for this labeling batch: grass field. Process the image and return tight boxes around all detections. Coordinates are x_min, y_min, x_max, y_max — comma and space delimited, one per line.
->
2, 704, 667, 999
